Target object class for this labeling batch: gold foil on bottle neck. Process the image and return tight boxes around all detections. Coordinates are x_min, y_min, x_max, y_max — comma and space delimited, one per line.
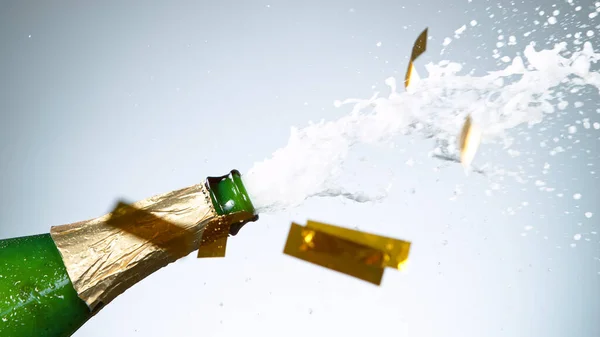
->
50, 183, 223, 311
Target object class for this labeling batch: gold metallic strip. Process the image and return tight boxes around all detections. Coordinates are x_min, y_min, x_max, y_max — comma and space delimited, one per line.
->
284, 223, 385, 285
305, 220, 411, 270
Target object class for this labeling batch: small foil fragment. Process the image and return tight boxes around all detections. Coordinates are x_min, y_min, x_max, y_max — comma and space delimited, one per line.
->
195, 210, 256, 258
459, 114, 482, 168
404, 28, 428, 90
197, 236, 228, 258
283, 220, 411, 285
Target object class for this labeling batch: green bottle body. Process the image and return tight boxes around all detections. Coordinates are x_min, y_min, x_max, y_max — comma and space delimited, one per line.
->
0, 234, 91, 337
0, 170, 257, 337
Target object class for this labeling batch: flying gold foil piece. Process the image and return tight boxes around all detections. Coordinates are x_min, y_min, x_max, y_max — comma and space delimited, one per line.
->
404, 28, 428, 90
459, 114, 482, 169
283, 220, 411, 285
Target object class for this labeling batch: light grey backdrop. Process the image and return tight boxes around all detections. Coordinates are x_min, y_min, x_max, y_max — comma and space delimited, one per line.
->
1, 1, 599, 337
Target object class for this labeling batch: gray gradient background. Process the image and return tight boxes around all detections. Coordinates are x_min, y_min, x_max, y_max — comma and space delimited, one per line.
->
1, 1, 599, 336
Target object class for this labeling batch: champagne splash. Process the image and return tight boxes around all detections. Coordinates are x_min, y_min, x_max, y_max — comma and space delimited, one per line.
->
243, 39, 600, 214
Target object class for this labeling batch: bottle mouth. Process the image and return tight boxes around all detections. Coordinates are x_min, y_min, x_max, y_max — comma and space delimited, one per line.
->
205, 169, 259, 236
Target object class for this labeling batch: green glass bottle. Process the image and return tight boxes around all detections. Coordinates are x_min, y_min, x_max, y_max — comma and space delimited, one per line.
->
0, 170, 258, 337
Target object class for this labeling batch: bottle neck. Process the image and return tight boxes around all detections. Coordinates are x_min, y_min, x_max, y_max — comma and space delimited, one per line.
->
205, 169, 259, 235
49, 170, 259, 312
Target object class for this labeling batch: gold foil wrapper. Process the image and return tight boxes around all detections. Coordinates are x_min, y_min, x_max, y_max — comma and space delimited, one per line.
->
404, 28, 428, 90
50, 183, 241, 311
283, 220, 411, 285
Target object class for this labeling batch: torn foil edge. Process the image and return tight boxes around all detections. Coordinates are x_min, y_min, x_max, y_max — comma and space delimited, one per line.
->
50, 183, 223, 311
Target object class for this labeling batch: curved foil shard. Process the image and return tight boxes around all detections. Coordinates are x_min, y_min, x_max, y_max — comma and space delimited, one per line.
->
459, 114, 482, 169
404, 28, 428, 90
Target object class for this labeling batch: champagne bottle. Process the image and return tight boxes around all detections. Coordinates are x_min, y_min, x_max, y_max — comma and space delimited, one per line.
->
0, 170, 258, 337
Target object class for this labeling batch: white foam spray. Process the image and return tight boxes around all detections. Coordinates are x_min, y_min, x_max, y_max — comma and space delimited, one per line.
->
243, 41, 600, 214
